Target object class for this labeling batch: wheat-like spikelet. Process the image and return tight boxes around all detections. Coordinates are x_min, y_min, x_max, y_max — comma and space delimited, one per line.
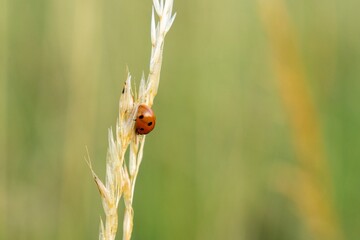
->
258, 0, 343, 239
87, 1, 176, 240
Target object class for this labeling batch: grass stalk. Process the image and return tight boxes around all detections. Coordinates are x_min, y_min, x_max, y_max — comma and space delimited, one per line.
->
87, 1, 176, 239
257, 0, 343, 239
0, 0, 8, 238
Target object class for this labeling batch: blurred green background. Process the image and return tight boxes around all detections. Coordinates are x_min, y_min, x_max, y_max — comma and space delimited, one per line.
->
1, 0, 360, 239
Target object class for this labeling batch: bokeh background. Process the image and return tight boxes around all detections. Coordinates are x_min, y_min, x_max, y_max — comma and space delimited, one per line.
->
1, 0, 360, 239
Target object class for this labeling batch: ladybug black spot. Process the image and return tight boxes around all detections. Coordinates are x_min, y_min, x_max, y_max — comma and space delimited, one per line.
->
147, 122, 153, 126
140, 128, 144, 131
139, 115, 144, 119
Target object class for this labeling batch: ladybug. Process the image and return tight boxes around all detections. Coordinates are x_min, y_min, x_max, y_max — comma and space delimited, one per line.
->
135, 104, 156, 135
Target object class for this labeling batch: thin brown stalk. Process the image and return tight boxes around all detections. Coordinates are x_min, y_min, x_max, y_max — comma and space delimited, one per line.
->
257, 0, 343, 239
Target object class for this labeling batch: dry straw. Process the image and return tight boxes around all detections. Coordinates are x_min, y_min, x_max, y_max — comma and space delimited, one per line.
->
258, 0, 342, 239
86, 1, 176, 239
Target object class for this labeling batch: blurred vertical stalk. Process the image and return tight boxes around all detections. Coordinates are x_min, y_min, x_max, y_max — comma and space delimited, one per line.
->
48, 0, 102, 237
0, 0, 8, 238
258, 0, 343, 239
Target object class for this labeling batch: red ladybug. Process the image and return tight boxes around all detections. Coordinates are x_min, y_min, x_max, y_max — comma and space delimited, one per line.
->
135, 104, 156, 135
